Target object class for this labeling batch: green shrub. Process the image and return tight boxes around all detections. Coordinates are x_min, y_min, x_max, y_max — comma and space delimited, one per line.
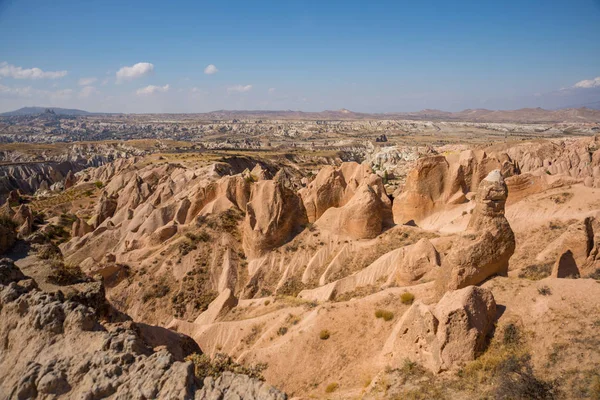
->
325, 382, 339, 393
47, 261, 86, 285
94, 181, 104, 189
518, 263, 552, 281
401, 292, 415, 305
319, 330, 330, 340
375, 309, 394, 321
277, 326, 288, 336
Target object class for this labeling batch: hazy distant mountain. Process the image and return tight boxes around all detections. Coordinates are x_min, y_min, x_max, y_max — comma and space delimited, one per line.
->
2, 106, 599, 123
0, 107, 95, 116
199, 107, 600, 123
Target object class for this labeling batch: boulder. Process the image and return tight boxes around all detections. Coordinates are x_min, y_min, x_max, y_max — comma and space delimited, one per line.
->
388, 286, 496, 372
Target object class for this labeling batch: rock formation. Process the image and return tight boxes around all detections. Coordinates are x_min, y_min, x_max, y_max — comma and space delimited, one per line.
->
0, 258, 286, 400
386, 286, 496, 372
91, 191, 118, 228
299, 162, 391, 223
392, 152, 516, 225
243, 180, 308, 258
546, 216, 600, 278
436, 170, 515, 294
72, 217, 94, 238
315, 183, 387, 239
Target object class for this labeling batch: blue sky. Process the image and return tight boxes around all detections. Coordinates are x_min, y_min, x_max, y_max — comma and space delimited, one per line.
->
0, 0, 599, 113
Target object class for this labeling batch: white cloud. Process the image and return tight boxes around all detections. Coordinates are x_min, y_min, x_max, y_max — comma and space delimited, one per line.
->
0, 84, 34, 97
268, 87, 276, 94
0, 85, 76, 101
204, 64, 218, 75
101, 78, 110, 86
116, 62, 154, 83
78, 77, 97, 86
227, 84, 252, 93
79, 86, 98, 98
0, 62, 67, 79
574, 76, 600, 89
136, 84, 170, 96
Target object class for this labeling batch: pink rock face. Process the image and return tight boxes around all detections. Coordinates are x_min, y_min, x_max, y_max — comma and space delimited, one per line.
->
392, 152, 516, 225
243, 180, 308, 259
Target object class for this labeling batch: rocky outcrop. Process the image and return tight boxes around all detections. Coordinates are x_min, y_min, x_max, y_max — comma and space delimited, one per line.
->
243, 180, 308, 258
194, 289, 238, 327
315, 183, 387, 239
197, 372, 286, 400
91, 191, 118, 228
546, 216, 600, 278
13, 204, 33, 236
64, 170, 76, 189
436, 170, 515, 294
392, 152, 516, 225
504, 135, 600, 187
72, 217, 94, 238
299, 162, 391, 223
385, 286, 496, 372
0, 259, 286, 400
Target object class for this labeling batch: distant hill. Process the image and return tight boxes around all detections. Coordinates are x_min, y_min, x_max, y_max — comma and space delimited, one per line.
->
0, 107, 95, 117
198, 107, 600, 123
2, 106, 599, 123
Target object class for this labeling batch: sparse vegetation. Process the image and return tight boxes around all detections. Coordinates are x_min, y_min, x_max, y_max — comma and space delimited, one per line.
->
375, 309, 394, 321
48, 261, 86, 285
458, 324, 557, 399
548, 192, 573, 204
171, 263, 216, 317
277, 326, 288, 336
185, 353, 266, 381
276, 278, 305, 297
538, 285, 552, 296
243, 324, 264, 345
35, 243, 62, 260
319, 330, 330, 340
400, 292, 415, 305
94, 181, 104, 189
142, 276, 171, 303
585, 268, 600, 280
519, 262, 553, 280
325, 382, 339, 393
